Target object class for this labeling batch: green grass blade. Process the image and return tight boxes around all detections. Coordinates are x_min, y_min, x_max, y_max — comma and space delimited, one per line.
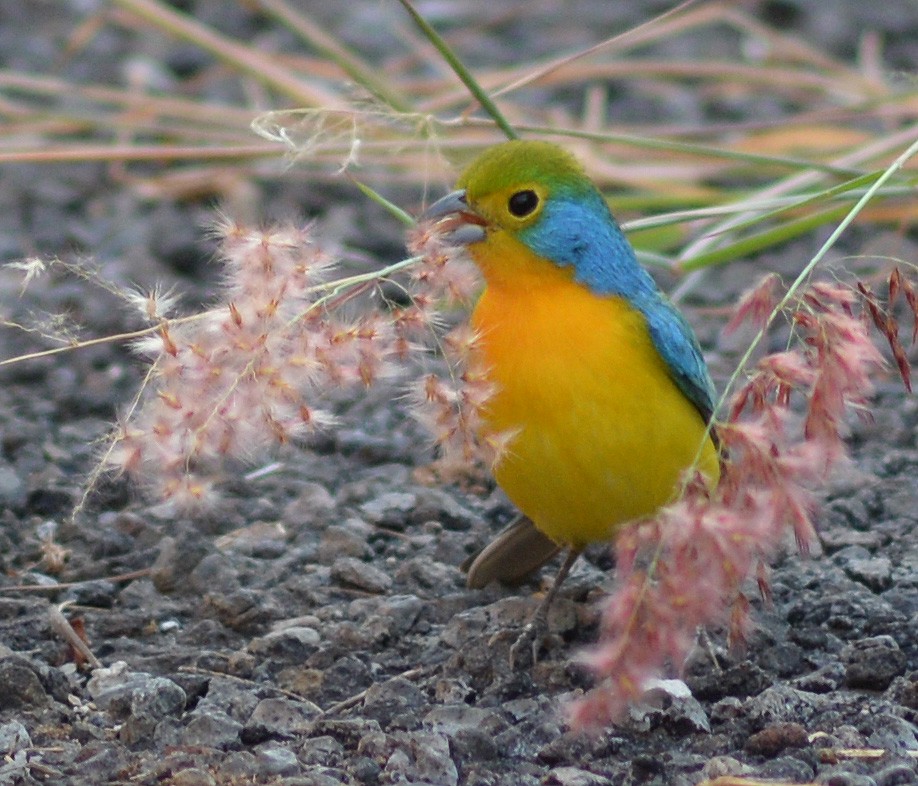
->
680, 204, 851, 271
396, 0, 518, 140
714, 170, 890, 237
347, 175, 416, 226
716, 132, 918, 409
255, 0, 414, 113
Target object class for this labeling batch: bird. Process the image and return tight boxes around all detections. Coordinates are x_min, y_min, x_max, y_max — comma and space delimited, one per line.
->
423, 140, 720, 663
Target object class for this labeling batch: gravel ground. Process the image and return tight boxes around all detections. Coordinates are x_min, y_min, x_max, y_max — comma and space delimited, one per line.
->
1, 2, 916, 785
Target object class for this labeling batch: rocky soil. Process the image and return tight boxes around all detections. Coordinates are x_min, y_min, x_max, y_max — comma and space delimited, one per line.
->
0, 1, 916, 785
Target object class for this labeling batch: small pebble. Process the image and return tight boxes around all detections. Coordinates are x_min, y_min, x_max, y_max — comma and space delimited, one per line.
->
874, 761, 918, 786
0, 721, 31, 755
248, 627, 321, 660
845, 556, 894, 592
330, 556, 392, 593
842, 636, 907, 690
743, 685, 822, 727
0, 658, 47, 708
318, 524, 372, 562
299, 735, 344, 765
383, 731, 458, 786
169, 767, 217, 786
181, 710, 243, 750
815, 768, 877, 786
701, 756, 753, 780
246, 697, 321, 737
867, 714, 918, 753
545, 766, 611, 786
745, 722, 809, 755
359, 491, 417, 529
255, 742, 301, 777
753, 755, 816, 782
169, 768, 217, 786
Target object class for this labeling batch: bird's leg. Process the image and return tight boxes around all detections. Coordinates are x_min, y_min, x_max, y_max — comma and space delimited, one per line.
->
509, 547, 582, 668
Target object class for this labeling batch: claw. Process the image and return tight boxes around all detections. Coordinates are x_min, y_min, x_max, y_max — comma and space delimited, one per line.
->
509, 616, 548, 668
508, 547, 582, 669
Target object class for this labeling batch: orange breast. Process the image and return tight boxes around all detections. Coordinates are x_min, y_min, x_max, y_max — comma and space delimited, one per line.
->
469, 246, 718, 547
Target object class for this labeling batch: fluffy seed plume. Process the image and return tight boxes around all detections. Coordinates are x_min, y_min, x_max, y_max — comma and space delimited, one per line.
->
108, 219, 395, 509
570, 272, 904, 729
405, 223, 481, 307
108, 211, 493, 508
404, 220, 518, 477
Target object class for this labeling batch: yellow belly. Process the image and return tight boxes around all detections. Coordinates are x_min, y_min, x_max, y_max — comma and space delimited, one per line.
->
471, 268, 718, 548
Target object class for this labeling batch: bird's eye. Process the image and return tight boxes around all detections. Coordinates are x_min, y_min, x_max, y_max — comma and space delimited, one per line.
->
508, 189, 539, 218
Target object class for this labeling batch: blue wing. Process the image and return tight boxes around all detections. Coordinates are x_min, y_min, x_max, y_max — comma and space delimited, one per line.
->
639, 292, 718, 430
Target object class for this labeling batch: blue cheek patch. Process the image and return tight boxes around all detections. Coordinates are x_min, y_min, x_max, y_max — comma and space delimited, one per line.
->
519, 194, 655, 300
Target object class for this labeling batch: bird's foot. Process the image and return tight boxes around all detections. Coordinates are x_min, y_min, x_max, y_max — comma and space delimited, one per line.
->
509, 615, 549, 669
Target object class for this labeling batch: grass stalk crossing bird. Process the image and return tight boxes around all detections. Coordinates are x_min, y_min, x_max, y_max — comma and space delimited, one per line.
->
424, 140, 721, 663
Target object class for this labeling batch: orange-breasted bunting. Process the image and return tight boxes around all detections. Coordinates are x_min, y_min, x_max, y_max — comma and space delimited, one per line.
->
424, 140, 720, 657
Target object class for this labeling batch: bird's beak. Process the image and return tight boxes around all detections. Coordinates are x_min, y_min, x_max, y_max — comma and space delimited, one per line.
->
421, 189, 487, 246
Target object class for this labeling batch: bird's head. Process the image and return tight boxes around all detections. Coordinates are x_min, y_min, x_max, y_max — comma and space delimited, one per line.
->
424, 140, 598, 240
424, 140, 647, 297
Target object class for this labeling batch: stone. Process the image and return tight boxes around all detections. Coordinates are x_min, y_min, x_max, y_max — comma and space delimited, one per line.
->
216, 751, 258, 781
413, 487, 478, 531
359, 491, 417, 529
0, 721, 30, 755
753, 755, 815, 782
793, 662, 846, 693
245, 697, 321, 738
866, 714, 918, 753
88, 662, 186, 743
362, 676, 427, 727
842, 636, 907, 690
0, 463, 26, 508
874, 761, 918, 786
745, 722, 809, 755
743, 685, 822, 728
299, 735, 344, 766
545, 767, 613, 786
423, 705, 503, 738
121, 676, 187, 745
248, 627, 321, 660
282, 482, 336, 527
72, 742, 131, 782
845, 556, 894, 592
382, 731, 458, 786
169, 769, 217, 786
151, 535, 211, 593
700, 756, 753, 781
330, 556, 392, 594
317, 523, 371, 562
254, 742, 301, 777
0, 658, 47, 708
814, 767, 879, 786
181, 710, 243, 750
685, 660, 773, 701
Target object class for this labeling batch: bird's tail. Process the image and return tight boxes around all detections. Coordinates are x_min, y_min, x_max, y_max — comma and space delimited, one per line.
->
463, 514, 561, 589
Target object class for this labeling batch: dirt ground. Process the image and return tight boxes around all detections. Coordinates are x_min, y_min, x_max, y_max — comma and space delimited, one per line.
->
0, 2, 916, 784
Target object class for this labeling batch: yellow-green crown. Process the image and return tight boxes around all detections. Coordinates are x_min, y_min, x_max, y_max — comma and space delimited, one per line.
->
457, 140, 594, 201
